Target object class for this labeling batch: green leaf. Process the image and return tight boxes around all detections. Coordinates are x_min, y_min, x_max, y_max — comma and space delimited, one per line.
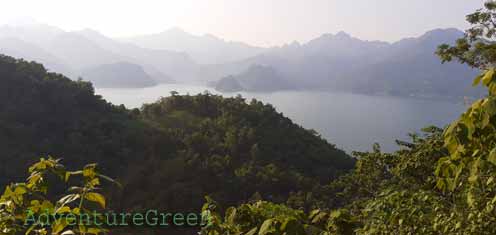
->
488, 148, 496, 166
83, 168, 96, 179
245, 227, 258, 235
85, 192, 106, 208
14, 186, 27, 195
55, 206, 72, 214
488, 177, 495, 185
52, 219, 68, 234
330, 210, 342, 219
468, 175, 478, 183
482, 69, 495, 86
280, 219, 305, 235
64, 172, 71, 182
482, 98, 496, 115
473, 73, 484, 86
259, 219, 276, 235
311, 211, 328, 224
225, 207, 237, 224
87, 228, 106, 235
467, 192, 475, 207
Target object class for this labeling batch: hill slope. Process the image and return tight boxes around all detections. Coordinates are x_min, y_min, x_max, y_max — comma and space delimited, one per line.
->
0, 55, 168, 187
0, 55, 354, 214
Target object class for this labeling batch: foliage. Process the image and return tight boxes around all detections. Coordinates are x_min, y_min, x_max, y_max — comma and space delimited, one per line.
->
6, 2, 496, 235
200, 197, 358, 235
119, 93, 355, 212
0, 157, 113, 235
0, 55, 172, 188
437, 1, 496, 70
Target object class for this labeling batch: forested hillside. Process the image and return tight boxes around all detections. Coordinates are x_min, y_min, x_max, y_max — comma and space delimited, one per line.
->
118, 92, 353, 213
0, 55, 167, 186
0, 54, 354, 229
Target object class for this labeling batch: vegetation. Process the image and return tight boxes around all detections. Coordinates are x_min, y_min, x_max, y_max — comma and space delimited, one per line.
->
0, 53, 354, 233
0, 158, 112, 235
199, 1, 496, 234
3, 2, 496, 235
119, 92, 354, 212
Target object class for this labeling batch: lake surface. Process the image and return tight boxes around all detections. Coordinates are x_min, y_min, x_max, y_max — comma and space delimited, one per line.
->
96, 84, 466, 153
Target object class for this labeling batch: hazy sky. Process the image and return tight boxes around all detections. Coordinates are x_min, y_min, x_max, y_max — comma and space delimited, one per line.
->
0, 0, 486, 47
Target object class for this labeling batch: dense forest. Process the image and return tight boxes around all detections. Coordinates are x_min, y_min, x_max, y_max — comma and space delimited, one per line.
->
0, 51, 353, 234
3, 1, 496, 235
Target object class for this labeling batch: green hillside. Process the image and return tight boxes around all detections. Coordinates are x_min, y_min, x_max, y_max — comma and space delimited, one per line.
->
0, 54, 354, 217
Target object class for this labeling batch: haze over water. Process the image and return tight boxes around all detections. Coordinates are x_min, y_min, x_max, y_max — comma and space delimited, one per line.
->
97, 84, 465, 153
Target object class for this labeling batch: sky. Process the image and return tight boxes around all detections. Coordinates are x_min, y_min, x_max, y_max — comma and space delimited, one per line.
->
0, 0, 486, 47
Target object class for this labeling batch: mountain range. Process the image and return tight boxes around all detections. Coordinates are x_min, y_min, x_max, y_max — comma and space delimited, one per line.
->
201, 29, 481, 98
124, 27, 266, 64
0, 23, 482, 99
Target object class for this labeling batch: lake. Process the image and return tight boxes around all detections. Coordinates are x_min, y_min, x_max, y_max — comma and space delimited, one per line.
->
96, 84, 466, 153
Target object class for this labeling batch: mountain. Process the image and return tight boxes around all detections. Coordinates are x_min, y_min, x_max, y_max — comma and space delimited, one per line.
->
0, 24, 195, 84
0, 37, 74, 77
125, 27, 266, 64
214, 64, 292, 92
0, 23, 64, 44
81, 62, 157, 88
206, 28, 481, 99
75, 29, 194, 83
0, 24, 482, 98
42, 32, 125, 70
349, 28, 480, 98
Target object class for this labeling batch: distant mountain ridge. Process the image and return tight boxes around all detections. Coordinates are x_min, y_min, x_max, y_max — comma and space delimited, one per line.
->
124, 27, 266, 64
81, 62, 158, 88
0, 23, 483, 98
0, 24, 194, 86
203, 28, 481, 98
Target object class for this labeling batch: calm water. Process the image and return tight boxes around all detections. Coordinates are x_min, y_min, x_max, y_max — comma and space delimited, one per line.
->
96, 84, 466, 153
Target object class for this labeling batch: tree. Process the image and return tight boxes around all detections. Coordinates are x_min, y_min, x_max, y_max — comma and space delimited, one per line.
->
437, 1, 496, 70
